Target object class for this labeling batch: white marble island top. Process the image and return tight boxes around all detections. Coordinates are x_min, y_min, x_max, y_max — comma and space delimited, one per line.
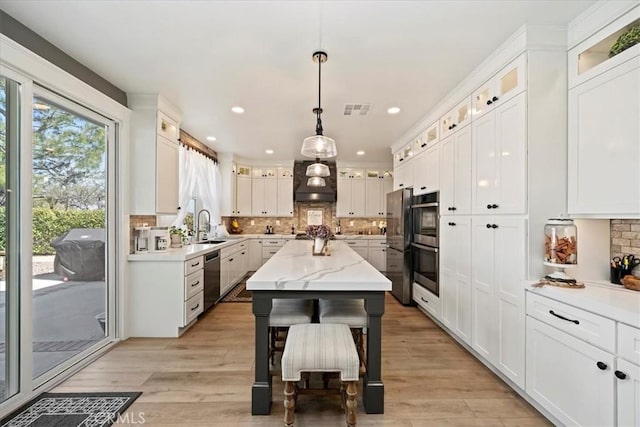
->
247, 240, 391, 291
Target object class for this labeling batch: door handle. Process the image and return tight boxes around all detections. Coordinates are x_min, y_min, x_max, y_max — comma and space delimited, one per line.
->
549, 310, 579, 325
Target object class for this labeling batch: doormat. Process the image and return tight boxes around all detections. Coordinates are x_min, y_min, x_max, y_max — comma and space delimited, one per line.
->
1, 392, 142, 427
221, 274, 253, 302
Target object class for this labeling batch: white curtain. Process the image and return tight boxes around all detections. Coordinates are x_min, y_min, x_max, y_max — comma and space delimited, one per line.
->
173, 146, 222, 228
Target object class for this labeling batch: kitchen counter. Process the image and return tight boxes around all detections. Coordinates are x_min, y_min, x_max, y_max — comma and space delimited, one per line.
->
246, 240, 390, 291
128, 238, 248, 261
526, 280, 640, 328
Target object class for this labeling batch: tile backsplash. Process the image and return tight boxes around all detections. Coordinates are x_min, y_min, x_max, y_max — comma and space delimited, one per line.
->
222, 202, 386, 236
129, 215, 157, 253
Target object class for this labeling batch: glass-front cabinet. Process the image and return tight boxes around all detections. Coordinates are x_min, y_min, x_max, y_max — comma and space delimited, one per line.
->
472, 53, 526, 118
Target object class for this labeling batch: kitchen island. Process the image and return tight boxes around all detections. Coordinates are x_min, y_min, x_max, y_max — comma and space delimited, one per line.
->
246, 240, 392, 415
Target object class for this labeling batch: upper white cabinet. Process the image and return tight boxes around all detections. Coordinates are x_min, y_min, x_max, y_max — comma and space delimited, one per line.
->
365, 169, 393, 217
440, 124, 472, 214
472, 92, 526, 215
337, 169, 366, 217
440, 97, 472, 139
412, 144, 440, 196
276, 167, 294, 217
235, 165, 252, 216
567, 7, 640, 217
393, 160, 413, 191
393, 142, 415, 168
129, 95, 182, 215
472, 54, 526, 119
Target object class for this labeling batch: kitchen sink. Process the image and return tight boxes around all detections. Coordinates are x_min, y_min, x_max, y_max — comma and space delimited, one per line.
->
207, 240, 227, 244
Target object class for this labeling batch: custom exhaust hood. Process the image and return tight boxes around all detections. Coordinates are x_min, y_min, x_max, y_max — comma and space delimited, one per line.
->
294, 161, 336, 202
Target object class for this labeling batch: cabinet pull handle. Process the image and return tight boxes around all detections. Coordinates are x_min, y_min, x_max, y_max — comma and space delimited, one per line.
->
492, 96, 499, 102
491, 224, 498, 229
596, 361, 608, 370
451, 207, 457, 211
451, 123, 457, 129
399, 158, 404, 162
191, 262, 200, 267
229, 258, 234, 262
241, 252, 245, 255
420, 186, 426, 190
486, 99, 493, 105
486, 224, 492, 229
487, 204, 493, 209
491, 204, 499, 209
191, 303, 200, 312
420, 297, 429, 304
399, 184, 404, 187
615, 370, 627, 380
448, 125, 453, 130
420, 143, 426, 148
449, 222, 456, 226
549, 310, 580, 325
191, 281, 200, 287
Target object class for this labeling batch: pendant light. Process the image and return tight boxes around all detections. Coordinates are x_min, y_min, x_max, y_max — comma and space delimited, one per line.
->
306, 158, 330, 177
307, 176, 326, 187
301, 51, 337, 159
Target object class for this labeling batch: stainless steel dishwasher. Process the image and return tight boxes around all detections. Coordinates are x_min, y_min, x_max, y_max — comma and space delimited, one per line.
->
203, 250, 221, 312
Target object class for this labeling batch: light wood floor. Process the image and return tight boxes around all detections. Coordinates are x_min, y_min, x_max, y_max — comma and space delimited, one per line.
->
54, 293, 551, 426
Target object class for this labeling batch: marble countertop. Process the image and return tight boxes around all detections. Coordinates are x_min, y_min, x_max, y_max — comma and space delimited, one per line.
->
246, 240, 391, 291
128, 238, 248, 262
526, 280, 640, 328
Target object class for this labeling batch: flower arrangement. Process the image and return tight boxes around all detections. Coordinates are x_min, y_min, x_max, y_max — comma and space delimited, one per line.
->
306, 224, 333, 240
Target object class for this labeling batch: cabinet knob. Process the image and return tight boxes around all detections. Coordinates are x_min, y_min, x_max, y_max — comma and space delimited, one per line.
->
491, 224, 498, 229
451, 123, 457, 128
448, 125, 453, 130
486, 224, 492, 229
487, 204, 492, 209
448, 207, 452, 211
421, 143, 426, 148
596, 361, 608, 371
399, 158, 404, 162
492, 96, 499, 102
451, 207, 457, 211
449, 222, 456, 226
486, 100, 493, 105
615, 370, 627, 380
491, 204, 499, 209
420, 186, 426, 190
177, 206, 181, 210
399, 184, 404, 187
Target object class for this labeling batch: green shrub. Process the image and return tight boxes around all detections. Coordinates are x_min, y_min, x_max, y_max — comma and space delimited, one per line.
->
0, 207, 105, 255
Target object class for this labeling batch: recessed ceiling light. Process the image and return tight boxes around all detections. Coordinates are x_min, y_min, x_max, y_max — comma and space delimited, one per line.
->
206, 136, 217, 142
265, 149, 274, 154
387, 107, 401, 114
231, 106, 245, 114
357, 150, 365, 156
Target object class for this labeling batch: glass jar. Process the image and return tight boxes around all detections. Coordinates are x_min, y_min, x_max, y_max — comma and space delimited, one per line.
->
544, 219, 577, 265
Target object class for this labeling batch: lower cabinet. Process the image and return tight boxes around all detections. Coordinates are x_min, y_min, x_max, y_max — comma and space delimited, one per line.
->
526, 291, 640, 427
248, 239, 263, 271
128, 254, 205, 337
413, 282, 440, 319
367, 239, 387, 272
221, 241, 249, 297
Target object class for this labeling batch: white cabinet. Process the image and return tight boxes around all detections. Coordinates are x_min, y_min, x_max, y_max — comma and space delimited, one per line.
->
568, 57, 640, 216
393, 160, 412, 191
221, 241, 249, 297
128, 250, 211, 337
337, 176, 366, 217
276, 167, 294, 217
413, 282, 440, 320
471, 216, 526, 388
367, 239, 387, 271
248, 239, 263, 271
472, 53, 526, 119
129, 95, 182, 215
617, 358, 640, 427
440, 97, 472, 139
472, 92, 526, 215
526, 316, 615, 426
365, 170, 393, 217
440, 124, 472, 214
235, 165, 252, 216
412, 144, 440, 196
439, 216, 472, 345
342, 239, 368, 259
251, 167, 278, 216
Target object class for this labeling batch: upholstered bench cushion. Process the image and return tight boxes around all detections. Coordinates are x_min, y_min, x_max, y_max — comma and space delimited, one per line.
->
269, 299, 314, 327
318, 299, 367, 328
281, 323, 360, 382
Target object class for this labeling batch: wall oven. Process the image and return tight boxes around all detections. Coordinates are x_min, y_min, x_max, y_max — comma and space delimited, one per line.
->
411, 192, 439, 296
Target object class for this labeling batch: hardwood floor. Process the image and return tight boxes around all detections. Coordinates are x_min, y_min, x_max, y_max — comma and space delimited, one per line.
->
54, 294, 550, 426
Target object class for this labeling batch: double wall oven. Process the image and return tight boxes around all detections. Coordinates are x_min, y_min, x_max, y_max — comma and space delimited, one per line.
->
411, 192, 439, 297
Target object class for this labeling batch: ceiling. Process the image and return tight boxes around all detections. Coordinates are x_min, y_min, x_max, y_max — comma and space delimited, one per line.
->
1, 0, 595, 163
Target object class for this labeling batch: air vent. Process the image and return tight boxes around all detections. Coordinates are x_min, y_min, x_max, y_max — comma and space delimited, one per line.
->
343, 103, 372, 116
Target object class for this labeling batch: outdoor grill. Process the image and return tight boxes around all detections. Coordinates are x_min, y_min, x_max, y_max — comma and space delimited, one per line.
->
52, 228, 106, 281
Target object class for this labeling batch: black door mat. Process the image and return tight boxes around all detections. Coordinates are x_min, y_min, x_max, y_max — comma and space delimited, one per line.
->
1, 392, 142, 427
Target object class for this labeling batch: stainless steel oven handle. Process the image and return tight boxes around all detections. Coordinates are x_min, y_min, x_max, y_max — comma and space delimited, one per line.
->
411, 243, 438, 253
411, 202, 439, 209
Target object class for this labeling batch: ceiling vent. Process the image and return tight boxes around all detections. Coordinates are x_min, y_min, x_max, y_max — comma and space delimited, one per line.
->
343, 104, 372, 116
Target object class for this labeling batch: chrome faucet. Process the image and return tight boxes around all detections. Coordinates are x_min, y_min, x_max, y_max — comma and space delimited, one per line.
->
197, 209, 211, 241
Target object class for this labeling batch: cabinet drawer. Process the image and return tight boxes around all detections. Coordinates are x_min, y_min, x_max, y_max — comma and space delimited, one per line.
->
184, 270, 204, 301
221, 241, 247, 258
185, 256, 204, 276
413, 282, 440, 319
618, 323, 640, 365
262, 239, 285, 247
343, 239, 368, 248
262, 247, 280, 259
526, 293, 615, 353
368, 239, 387, 247
183, 291, 203, 326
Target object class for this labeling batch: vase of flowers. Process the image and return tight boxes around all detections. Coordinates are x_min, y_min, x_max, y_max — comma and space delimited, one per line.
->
306, 224, 333, 256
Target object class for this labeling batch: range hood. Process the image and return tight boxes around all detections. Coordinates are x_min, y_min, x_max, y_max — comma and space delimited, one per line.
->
294, 161, 336, 202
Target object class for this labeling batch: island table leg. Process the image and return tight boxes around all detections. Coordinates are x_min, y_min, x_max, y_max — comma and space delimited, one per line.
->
252, 293, 273, 415
363, 292, 385, 414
